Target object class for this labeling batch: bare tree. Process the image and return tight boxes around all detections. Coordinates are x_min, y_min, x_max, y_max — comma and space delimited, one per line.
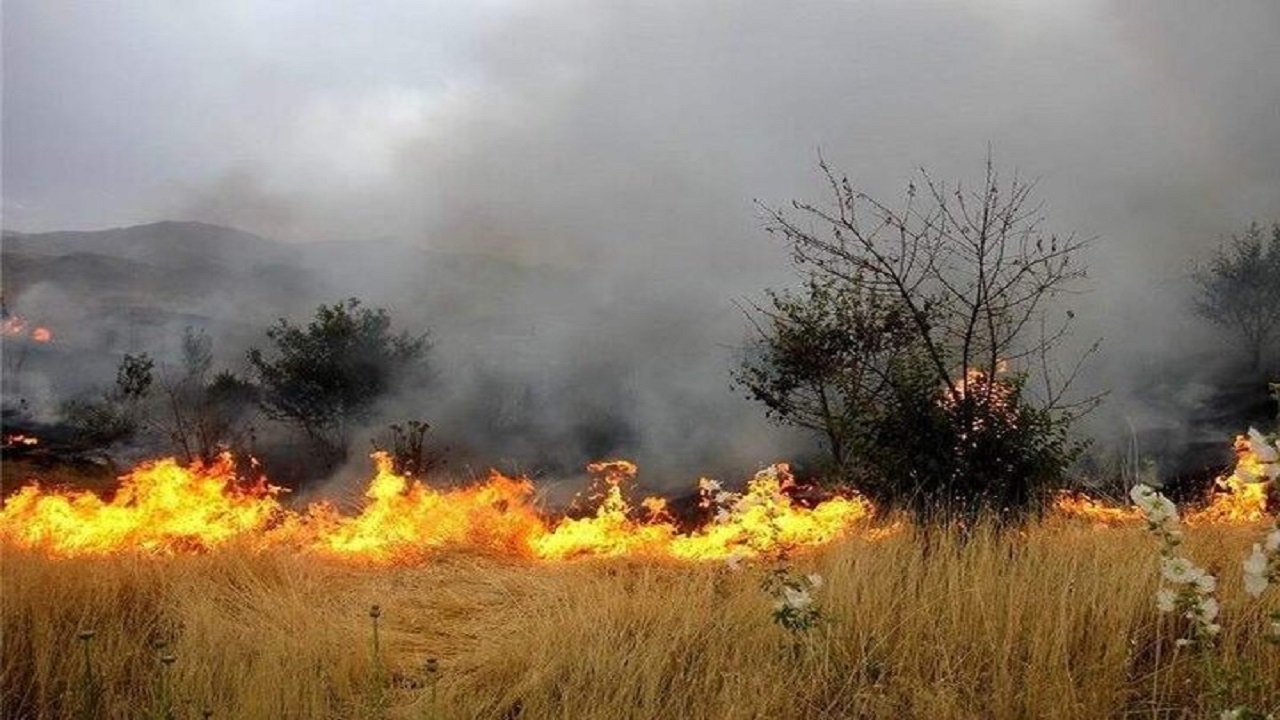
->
748, 155, 1101, 520
763, 155, 1100, 425
155, 328, 258, 463
1192, 221, 1280, 374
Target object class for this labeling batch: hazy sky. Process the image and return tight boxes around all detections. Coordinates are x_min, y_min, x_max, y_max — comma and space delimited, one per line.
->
4, 1, 1280, 474
6, 2, 1277, 260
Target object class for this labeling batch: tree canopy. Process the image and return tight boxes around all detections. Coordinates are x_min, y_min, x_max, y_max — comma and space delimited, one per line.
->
742, 157, 1097, 522
247, 299, 430, 464
1192, 222, 1280, 374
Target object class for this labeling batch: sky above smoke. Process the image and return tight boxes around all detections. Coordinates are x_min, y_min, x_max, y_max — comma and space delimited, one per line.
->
4, 1, 1280, 479
8, 1, 1278, 254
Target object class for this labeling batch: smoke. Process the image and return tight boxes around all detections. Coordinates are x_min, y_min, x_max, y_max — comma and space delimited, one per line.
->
4, 1, 1280, 485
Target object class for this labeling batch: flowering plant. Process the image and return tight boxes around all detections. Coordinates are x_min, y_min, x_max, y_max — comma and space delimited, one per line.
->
1134, 426, 1279, 718
1130, 483, 1221, 645
1236, 428, 1280, 644
762, 568, 823, 632
703, 475, 824, 634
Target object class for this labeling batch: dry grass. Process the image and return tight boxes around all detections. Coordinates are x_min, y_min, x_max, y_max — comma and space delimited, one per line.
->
2, 522, 1278, 719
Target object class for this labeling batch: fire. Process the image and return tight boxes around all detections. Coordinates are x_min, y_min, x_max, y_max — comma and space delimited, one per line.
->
3, 434, 39, 447
1054, 429, 1276, 526
1, 314, 52, 343
1, 316, 24, 336
299, 454, 545, 561
941, 360, 1017, 437
1052, 491, 1144, 525
3, 428, 1270, 560
530, 460, 680, 560
0, 455, 286, 555
667, 464, 872, 560
1187, 433, 1274, 524
944, 361, 1011, 403
0, 453, 874, 562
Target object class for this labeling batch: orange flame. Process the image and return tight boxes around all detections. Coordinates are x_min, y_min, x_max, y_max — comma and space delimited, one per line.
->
2, 316, 26, 336
941, 361, 1017, 437
1187, 433, 1273, 525
1052, 491, 1144, 525
3, 434, 40, 447
1054, 431, 1275, 526
297, 454, 544, 562
944, 361, 1011, 402
0, 455, 286, 555
2, 314, 52, 343
4, 430, 1269, 560
667, 464, 871, 561
0, 453, 873, 562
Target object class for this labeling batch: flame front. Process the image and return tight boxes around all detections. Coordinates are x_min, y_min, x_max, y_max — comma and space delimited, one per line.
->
1186, 433, 1273, 524
0, 453, 873, 562
3, 434, 39, 447
1051, 491, 1144, 525
1, 314, 52, 343
0, 455, 285, 555
3, 427, 1271, 560
300, 453, 545, 561
1054, 431, 1274, 525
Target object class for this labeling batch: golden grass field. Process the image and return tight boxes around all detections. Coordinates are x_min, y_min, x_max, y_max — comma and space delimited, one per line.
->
3, 520, 1278, 720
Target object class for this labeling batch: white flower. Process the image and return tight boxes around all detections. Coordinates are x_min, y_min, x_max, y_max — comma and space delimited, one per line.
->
1266, 529, 1280, 553
1221, 708, 1244, 720
1191, 596, 1219, 624
782, 586, 813, 610
1161, 557, 1202, 585
1155, 588, 1177, 613
1244, 544, 1269, 575
1131, 485, 1160, 514
1245, 573, 1270, 597
1129, 483, 1158, 504
1243, 544, 1270, 597
1131, 484, 1179, 525
1204, 622, 1221, 636
1150, 501, 1178, 525
1194, 573, 1217, 595
1248, 427, 1279, 463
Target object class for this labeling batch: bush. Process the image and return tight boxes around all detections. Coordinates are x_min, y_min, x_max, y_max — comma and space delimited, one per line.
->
744, 156, 1098, 523
61, 353, 154, 446
248, 299, 430, 466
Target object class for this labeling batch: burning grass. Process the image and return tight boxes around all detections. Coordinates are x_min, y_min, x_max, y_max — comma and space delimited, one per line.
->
2, 432, 1277, 718
0, 454, 874, 562
3, 522, 1278, 719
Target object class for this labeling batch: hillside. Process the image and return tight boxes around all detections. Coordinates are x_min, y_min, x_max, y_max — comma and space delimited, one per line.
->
0, 221, 587, 436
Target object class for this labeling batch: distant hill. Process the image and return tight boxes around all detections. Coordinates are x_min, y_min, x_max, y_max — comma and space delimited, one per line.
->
0, 220, 583, 396
2, 221, 293, 272
0, 220, 779, 484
